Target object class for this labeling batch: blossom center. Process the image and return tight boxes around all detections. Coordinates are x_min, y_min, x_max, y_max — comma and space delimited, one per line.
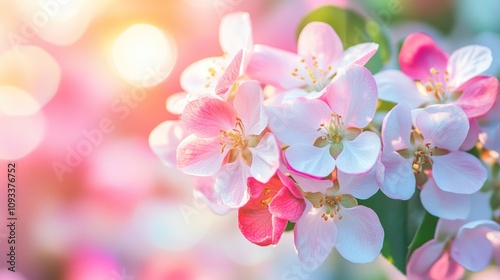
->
421, 68, 451, 102
204, 56, 228, 89
291, 56, 333, 92
319, 193, 343, 221
219, 119, 253, 165
317, 113, 345, 143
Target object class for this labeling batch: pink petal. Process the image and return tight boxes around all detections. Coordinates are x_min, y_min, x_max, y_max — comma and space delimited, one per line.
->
182, 97, 236, 137
298, 22, 343, 69
460, 118, 480, 151
180, 56, 227, 93
399, 33, 448, 81
247, 45, 306, 90
429, 250, 465, 280
420, 177, 471, 219
337, 43, 379, 69
269, 187, 306, 222
381, 103, 413, 152
292, 174, 334, 193
375, 70, 431, 108
238, 176, 287, 246
219, 12, 253, 57
335, 206, 384, 263
149, 120, 188, 167
249, 133, 280, 183
325, 65, 378, 128
452, 221, 500, 271
454, 75, 499, 118
432, 151, 486, 194
337, 131, 381, 174
247, 177, 264, 199
337, 164, 379, 200
447, 45, 493, 89
193, 177, 230, 215
415, 104, 469, 151
277, 170, 304, 199
380, 151, 415, 200
294, 202, 337, 269
407, 240, 447, 279
267, 98, 332, 145
176, 135, 227, 176
285, 144, 335, 178
233, 80, 267, 135
215, 50, 242, 96
214, 158, 251, 208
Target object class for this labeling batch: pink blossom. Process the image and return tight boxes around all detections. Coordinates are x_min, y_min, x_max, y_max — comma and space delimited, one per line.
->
167, 12, 253, 114
176, 81, 279, 207
408, 193, 500, 279
376, 33, 498, 118
267, 65, 380, 177
238, 171, 305, 246
247, 21, 378, 98
292, 168, 382, 269
380, 103, 487, 219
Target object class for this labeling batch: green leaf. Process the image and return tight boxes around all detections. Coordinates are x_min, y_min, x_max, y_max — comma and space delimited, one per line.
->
297, 5, 392, 73
406, 210, 438, 262
285, 221, 295, 232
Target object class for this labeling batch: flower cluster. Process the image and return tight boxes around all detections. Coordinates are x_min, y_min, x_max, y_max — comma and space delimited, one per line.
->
150, 11, 500, 276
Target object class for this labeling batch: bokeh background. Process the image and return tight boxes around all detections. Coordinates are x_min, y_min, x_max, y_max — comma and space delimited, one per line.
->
0, 0, 499, 279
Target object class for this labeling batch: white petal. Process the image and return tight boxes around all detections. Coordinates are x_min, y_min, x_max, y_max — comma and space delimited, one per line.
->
337, 165, 379, 200
432, 151, 487, 194
336, 131, 381, 174
214, 158, 251, 208
266, 98, 332, 145
325, 65, 378, 128
149, 120, 188, 167
374, 70, 430, 108
233, 81, 267, 135
219, 12, 252, 57
381, 103, 413, 152
337, 43, 379, 69
380, 151, 415, 200
420, 177, 471, 219
335, 206, 384, 263
415, 104, 469, 151
292, 174, 334, 193
452, 221, 500, 271
298, 22, 343, 69
448, 45, 493, 88
180, 56, 227, 93
294, 201, 337, 269
249, 133, 280, 183
285, 144, 335, 178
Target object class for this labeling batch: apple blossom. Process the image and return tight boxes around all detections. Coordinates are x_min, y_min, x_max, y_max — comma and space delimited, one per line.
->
177, 81, 279, 208
267, 65, 380, 177
376, 33, 498, 118
247, 21, 378, 99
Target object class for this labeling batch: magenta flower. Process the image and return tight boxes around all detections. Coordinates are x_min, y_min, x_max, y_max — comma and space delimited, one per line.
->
268, 65, 380, 177
238, 170, 305, 246
376, 33, 498, 118
291, 168, 382, 269
176, 81, 279, 207
247, 21, 378, 97
381, 103, 487, 218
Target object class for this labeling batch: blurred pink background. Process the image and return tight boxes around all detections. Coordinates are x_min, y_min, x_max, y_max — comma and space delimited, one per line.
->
0, 0, 498, 279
